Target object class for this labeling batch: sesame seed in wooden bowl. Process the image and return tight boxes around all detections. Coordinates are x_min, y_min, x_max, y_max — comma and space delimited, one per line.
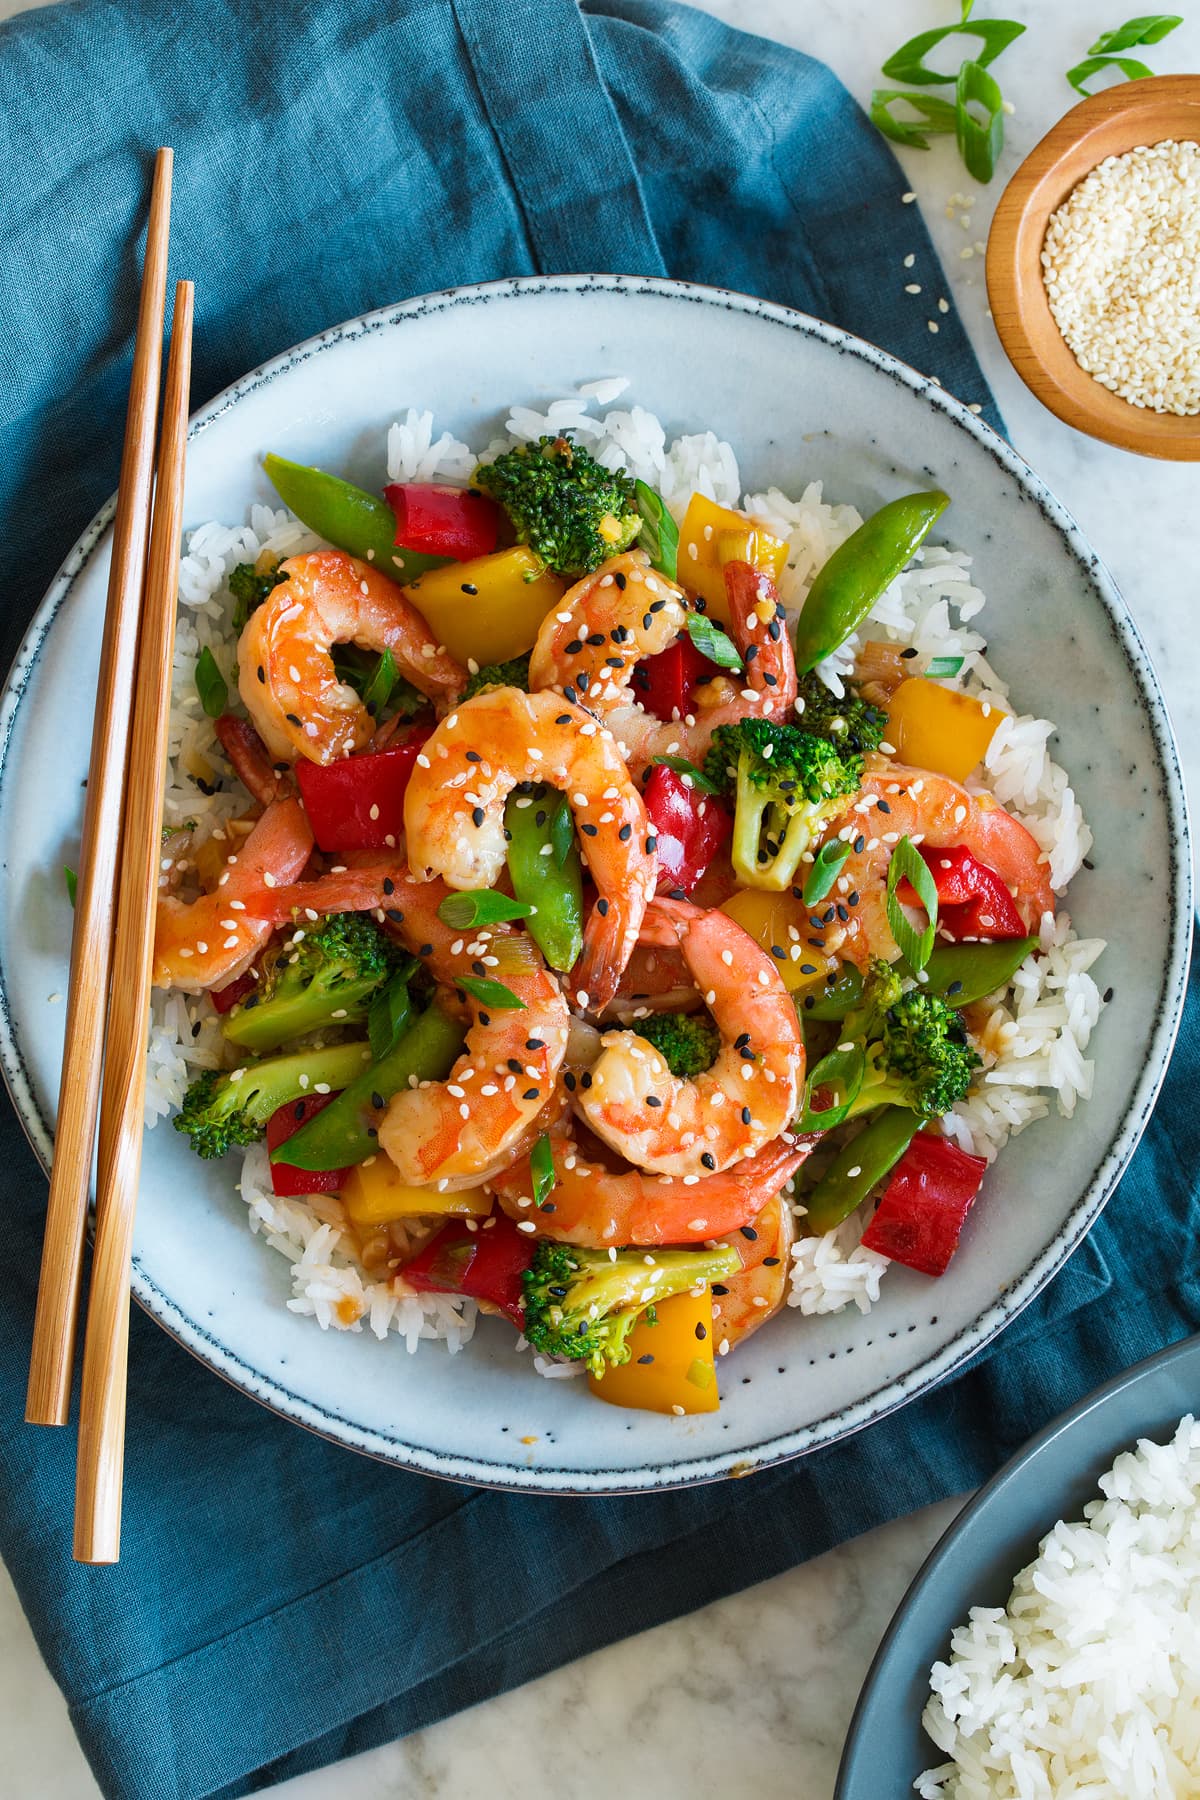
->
986, 75, 1200, 459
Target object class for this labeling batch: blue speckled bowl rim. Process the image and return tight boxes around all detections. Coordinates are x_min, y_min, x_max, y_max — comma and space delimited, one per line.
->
835, 1329, 1200, 1797
0, 274, 1190, 1494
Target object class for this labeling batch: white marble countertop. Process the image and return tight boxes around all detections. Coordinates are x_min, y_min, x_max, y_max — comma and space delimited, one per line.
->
1, 0, 1196, 1795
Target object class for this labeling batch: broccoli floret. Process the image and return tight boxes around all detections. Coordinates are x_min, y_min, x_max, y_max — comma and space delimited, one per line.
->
632, 1011, 721, 1079
794, 670, 888, 756
522, 1241, 741, 1378
173, 1041, 371, 1160
704, 718, 862, 891
472, 434, 640, 576
464, 653, 531, 701
222, 912, 403, 1054
229, 559, 286, 633
842, 959, 980, 1121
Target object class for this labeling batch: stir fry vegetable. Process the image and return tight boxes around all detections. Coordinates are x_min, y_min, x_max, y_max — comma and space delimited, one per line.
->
793, 490, 949, 673
505, 786, 584, 973
473, 434, 641, 576
264, 453, 445, 582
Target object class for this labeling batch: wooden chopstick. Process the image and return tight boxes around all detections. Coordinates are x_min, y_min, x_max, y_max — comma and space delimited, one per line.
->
26, 148, 175, 1429
74, 280, 194, 1565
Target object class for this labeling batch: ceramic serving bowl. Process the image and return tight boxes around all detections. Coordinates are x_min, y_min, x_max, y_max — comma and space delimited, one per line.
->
987, 75, 1200, 459
836, 1331, 1200, 1796
0, 276, 1190, 1492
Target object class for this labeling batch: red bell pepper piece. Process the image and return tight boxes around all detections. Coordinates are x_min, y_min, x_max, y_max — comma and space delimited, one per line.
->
400, 1215, 533, 1327
642, 765, 732, 896
903, 845, 1027, 941
265, 1093, 350, 1197
211, 968, 258, 1015
632, 634, 724, 721
383, 483, 501, 561
295, 726, 433, 853
860, 1132, 988, 1276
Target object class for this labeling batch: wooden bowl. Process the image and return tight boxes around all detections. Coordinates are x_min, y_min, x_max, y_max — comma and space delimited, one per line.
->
986, 75, 1200, 459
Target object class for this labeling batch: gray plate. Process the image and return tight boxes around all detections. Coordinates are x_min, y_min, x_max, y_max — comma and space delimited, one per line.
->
836, 1330, 1200, 1797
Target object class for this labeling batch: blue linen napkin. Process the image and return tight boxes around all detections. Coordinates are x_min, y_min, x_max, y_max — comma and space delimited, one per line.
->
0, 2, 1192, 1795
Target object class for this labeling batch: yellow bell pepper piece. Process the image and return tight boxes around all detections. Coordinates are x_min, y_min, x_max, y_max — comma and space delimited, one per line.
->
678, 493, 787, 623
588, 1289, 720, 1415
341, 1158, 493, 1227
720, 888, 834, 997
402, 547, 565, 666
886, 678, 1004, 784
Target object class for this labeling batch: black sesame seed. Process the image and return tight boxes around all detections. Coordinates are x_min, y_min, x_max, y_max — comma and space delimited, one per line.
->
555, 713, 572, 726
740, 1225, 758, 1241
646, 1095, 662, 1107
418, 942, 433, 956
580, 1071, 593, 1090
563, 685, 577, 704
901, 646, 919, 659
649, 598, 667, 614
294, 1102, 306, 1122
461, 582, 479, 595
946, 980, 963, 996
614, 572, 627, 590
285, 712, 302, 726
522, 1087, 539, 1100
744, 644, 759, 662
191, 1020, 202, 1038
506, 1058, 522, 1072
803, 995, 815, 1009
800, 963, 817, 975
256, 665, 265, 684
619, 824, 632, 841
668, 887, 687, 901
371, 1092, 384, 1111
854, 835, 866, 853
564, 1071, 577, 1092
466, 750, 481, 762
383, 877, 395, 895
1103, 985, 1114, 1003
535, 810, 547, 828
741, 1106, 752, 1125
581, 822, 598, 837
836, 903, 849, 922
637, 1353, 654, 1364
386, 908, 404, 923
877, 800, 892, 814
366, 1126, 378, 1139
762, 1256, 780, 1267
597, 897, 609, 915
642, 614, 653, 630
711, 1284, 729, 1297
768, 620, 780, 641
694, 1322, 707, 1340
808, 916, 825, 930
848, 890, 859, 906
763, 672, 778, 687
526, 1037, 545, 1050
645, 834, 657, 853
587, 632, 606, 647
565, 638, 583, 655
471, 807, 485, 827
605, 656, 624, 670
479, 1012, 490, 1027
1083, 857, 1095, 872
612, 626, 628, 643
701, 1152, 716, 1170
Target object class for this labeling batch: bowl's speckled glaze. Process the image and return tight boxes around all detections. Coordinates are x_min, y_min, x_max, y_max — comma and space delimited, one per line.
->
0, 276, 1189, 1492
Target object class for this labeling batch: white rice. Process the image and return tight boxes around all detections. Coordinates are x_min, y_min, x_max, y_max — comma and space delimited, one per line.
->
148, 385, 1105, 1343
917, 1415, 1200, 1798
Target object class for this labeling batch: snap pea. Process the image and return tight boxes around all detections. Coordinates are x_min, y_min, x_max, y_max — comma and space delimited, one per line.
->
923, 936, 1037, 1008
793, 490, 950, 673
271, 1002, 466, 1171
803, 1106, 920, 1235
801, 962, 864, 1022
798, 936, 1036, 1024
505, 786, 583, 974
264, 454, 446, 584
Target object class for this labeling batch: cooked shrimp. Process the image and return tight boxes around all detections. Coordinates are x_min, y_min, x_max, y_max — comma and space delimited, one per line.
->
489, 1112, 808, 1247
403, 687, 655, 1011
818, 757, 1055, 968
528, 550, 688, 715
598, 937, 701, 1024
153, 797, 313, 992
710, 1193, 796, 1352
574, 898, 804, 1177
239, 859, 570, 1189
214, 714, 295, 807
237, 550, 464, 766
605, 559, 797, 770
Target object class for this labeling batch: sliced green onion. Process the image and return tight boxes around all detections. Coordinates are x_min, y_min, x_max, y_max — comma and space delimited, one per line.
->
457, 975, 526, 1011
650, 754, 723, 795
64, 866, 77, 908
194, 646, 228, 719
686, 613, 743, 672
795, 1044, 866, 1134
1089, 14, 1181, 54
436, 891, 534, 929
362, 648, 398, 716
1066, 53, 1154, 94
634, 480, 679, 582
926, 654, 965, 679
531, 1133, 556, 1210
960, 0, 975, 17
881, 17, 1025, 85
955, 60, 1005, 183
547, 791, 575, 867
885, 835, 939, 974
802, 840, 853, 906
870, 89, 958, 149
367, 964, 417, 1062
